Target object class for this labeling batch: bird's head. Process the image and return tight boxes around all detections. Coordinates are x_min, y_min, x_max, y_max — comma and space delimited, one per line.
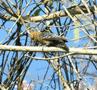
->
27, 28, 41, 40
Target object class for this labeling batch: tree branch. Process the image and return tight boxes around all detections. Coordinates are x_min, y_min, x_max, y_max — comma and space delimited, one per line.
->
0, 45, 97, 55
24, 5, 96, 22
0, 5, 96, 23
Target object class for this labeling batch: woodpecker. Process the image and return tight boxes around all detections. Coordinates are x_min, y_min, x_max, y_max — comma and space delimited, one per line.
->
27, 29, 69, 52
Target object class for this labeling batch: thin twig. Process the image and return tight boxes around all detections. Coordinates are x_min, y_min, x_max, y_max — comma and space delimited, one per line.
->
25, 52, 75, 60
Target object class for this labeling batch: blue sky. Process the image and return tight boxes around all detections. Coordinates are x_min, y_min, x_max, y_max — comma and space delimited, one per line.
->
0, 0, 97, 90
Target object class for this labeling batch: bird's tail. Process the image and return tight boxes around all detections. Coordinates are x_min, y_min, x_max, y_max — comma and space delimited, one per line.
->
62, 46, 69, 53
58, 44, 69, 53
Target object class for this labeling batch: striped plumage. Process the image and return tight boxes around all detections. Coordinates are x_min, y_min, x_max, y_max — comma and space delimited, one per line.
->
27, 30, 69, 52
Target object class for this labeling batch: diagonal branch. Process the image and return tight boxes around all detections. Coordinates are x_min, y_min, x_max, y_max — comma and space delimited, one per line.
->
24, 5, 96, 22
0, 5, 96, 22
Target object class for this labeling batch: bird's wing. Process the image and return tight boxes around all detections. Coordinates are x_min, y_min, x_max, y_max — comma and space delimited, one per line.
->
42, 35, 68, 42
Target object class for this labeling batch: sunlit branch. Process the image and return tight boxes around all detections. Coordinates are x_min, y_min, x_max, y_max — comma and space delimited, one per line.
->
26, 5, 96, 22
0, 5, 96, 23
0, 45, 97, 55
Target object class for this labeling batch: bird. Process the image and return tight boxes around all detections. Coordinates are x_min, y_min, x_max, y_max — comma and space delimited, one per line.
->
27, 29, 69, 52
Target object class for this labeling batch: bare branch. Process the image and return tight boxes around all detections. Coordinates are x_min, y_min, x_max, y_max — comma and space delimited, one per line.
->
0, 45, 96, 55
25, 5, 96, 22
1, 5, 96, 22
